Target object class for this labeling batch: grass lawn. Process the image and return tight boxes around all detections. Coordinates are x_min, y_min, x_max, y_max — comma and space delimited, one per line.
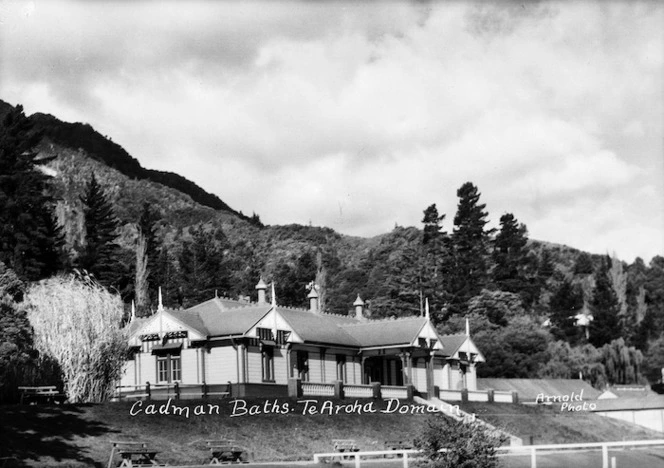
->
0, 397, 661, 467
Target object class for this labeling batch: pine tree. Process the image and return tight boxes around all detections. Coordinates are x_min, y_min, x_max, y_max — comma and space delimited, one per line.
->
549, 279, 584, 344
0, 105, 64, 280
492, 213, 529, 295
78, 173, 121, 286
589, 256, 622, 347
135, 203, 159, 310
448, 182, 492, 316
421, 204, 449, 317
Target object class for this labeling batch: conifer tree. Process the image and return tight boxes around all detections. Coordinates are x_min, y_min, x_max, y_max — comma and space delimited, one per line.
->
78, 173, 120, 286
588, 256, 621, 347
492, 213, 529, 295
549, 279, 584, 343
421, 204, 449, 317
448, 182, 492, 316
0, 105, 64, 280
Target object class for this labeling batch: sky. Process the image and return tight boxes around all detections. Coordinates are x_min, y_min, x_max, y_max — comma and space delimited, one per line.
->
1, 1, 662, 263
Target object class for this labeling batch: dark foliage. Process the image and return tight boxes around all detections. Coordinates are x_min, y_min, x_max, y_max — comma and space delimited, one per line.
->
78, 173, 122, 286
414, 414, 505, 468
588, 256, 621, 347
0, 105, 64, 280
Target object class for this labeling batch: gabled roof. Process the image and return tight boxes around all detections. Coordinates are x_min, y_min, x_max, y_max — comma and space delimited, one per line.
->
439, 334, 468, 356
278, 308, 360, 347
168, 301, 271, 337
341, 317, 429, 347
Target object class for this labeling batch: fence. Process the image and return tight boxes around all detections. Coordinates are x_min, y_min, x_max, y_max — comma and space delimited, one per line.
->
312, 439, 664, 468
113, 382, 229, 401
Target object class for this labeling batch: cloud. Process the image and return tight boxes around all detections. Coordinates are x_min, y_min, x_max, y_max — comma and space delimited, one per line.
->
1, 1, 662, 262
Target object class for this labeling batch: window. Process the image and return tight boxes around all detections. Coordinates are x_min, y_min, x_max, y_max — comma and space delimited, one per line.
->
296, 351, 309, 382
418, 337, 428, 348
262, 347, 274, 382
257, 327, 274, 341
336, 355, 347, 383
156, 354, 181, 383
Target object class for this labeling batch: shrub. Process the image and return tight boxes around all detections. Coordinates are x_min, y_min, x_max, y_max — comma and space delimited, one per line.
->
414, 414, 506, 468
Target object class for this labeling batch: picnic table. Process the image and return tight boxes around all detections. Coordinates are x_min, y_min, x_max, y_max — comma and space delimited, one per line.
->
18, 386, 66, 404
205, 439, 248, 464
332, 439, 360, 460
107, 441, 161, 468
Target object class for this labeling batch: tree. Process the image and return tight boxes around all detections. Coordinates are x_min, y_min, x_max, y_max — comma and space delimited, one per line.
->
574, 252, 595, 275
0, 104, 64, 280
588, 256, 621, 347
134, 232, 149, 314
548, 279, 584, 344
414, 414, 505, 468
78, 173, 121, 286
601, 338, 643, 385
421, 204, 450, 317
448, 182, 492, 316
467, 289, 526, 327
538, 341, 607, 388
492, 213, 529, 295
178, 225, 229, 306
24, 274, 127, 403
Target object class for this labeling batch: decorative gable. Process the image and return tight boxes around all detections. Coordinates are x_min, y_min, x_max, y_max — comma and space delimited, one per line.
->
413, 321, 444, 350
128, 311, 205, 345
249, 308, 303, 344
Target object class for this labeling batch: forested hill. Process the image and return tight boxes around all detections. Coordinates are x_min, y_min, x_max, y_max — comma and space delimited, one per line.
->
2, 99, 664, 389
0, 99, 254, 222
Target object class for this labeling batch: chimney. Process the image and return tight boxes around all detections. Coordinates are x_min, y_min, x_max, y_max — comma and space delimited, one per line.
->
255, 277, 267, 304
353, 294, 365, 320
308, 286, 319, 313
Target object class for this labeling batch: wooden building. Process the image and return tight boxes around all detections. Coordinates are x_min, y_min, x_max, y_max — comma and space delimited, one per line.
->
120, 280, 484, 399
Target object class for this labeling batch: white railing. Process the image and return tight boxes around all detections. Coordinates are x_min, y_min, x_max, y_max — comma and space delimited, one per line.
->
382, 386, 408, 399
302, 382, 335, 397
313, 439, 664, 468
438, 389, 462, 400
467, 390, 489, 402
494, 390, 514, 403
344, 384, 373, 398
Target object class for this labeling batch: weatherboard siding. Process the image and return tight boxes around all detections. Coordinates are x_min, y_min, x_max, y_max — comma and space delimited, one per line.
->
207, 346, 237, 384
467, 365, 477, 391
413, 359, 427, 391
324, 354, 337, 382
121, 360, 136, 387
181, 349, 198, 383
307, 350, 322, 382
247, 346, 262, 383
274, 348, 288, 385
143, 354, 157, 385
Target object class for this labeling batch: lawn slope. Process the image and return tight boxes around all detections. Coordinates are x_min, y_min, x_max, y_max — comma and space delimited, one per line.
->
0, 398, 660, 467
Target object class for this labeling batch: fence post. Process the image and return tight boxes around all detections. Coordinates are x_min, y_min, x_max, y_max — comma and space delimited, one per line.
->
403, 451, 408, 468
488, 389, 495, 403
461, 388, 468, 403
146, 382, 151, 400
602, 444, 609, 468
512, 391, 519, 404
175, 382, 180, 400
202, 382, 208, 399
530, 446, 536, 468
372, 382, 381, 399
354, 452, 360, 468
334, 380, 345, 399
288, 378, 302, 398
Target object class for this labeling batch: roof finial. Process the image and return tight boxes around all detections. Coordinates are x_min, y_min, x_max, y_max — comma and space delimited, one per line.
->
271, 282, 278, 339
158, 287, 164, 313
466, 317, 470, 336
131, 300, 136, 321
271, 282, 276, 308
425, 297, 431, 321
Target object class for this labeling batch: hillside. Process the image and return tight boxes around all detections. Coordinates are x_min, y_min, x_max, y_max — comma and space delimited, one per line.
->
0, 399, 660, 467
3, 98, 664, 387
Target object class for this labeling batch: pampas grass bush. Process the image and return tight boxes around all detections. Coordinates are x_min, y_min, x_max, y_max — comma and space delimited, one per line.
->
25, 274, 128, 403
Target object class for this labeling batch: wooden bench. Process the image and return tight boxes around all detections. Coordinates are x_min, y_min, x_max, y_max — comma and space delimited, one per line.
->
385, 440, 413, 451
107, 441, 161, 468
205, 439, 248, 464
18, 386, 66, 404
